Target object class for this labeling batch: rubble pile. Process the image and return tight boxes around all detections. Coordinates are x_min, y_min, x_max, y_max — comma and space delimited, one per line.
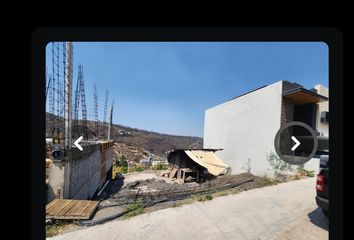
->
102, 173, 256, 207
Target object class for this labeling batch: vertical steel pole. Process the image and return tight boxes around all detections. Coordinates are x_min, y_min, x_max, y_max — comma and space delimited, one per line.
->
64, 42, 73, 149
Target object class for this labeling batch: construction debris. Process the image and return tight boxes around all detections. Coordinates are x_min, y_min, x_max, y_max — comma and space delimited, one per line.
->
102, 172, 256, 208
78, 172, 274, 226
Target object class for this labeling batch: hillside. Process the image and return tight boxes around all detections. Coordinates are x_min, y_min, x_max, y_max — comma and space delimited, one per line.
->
109, 124, 203, 157
46, 112, 203, 158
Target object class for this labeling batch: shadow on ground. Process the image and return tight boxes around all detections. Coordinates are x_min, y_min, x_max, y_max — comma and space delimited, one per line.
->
98, 178, 124, 200
308, 207, 329, 231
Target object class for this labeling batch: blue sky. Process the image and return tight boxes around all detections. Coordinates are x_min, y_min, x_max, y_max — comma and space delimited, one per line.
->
46, 42, 328, 138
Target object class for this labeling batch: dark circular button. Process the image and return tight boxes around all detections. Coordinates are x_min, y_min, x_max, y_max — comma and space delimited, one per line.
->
274, 121, 318, 165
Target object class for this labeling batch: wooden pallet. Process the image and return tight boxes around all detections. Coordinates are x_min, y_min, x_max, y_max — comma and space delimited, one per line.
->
46, 199, 99, 220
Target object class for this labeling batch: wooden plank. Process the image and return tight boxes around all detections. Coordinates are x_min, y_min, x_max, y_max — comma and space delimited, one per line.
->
68, 201, 98, 219
45, 199, 59, 212
56, 200, 80, 216
81, 201, 99, 218
64, 200, 85, 216
169, 168, 178, 179
70, 200, 91, 216
46, 199, 100, 220
46, 199, 74, 217
76, 201, 94, 216
181, 168, 192, 172
48, 214, 95, 220
49, 200, 74, 216
47, 202, 64, 216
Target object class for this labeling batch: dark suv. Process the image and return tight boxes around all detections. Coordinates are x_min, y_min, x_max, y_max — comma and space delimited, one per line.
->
316, 152, 329, 217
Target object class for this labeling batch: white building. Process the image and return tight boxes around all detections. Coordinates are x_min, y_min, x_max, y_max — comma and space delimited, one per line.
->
203, 80, 328, 176
315, 84, 329, 137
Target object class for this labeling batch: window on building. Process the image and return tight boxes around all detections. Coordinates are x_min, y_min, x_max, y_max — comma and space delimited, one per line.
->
320, 111, 329, 123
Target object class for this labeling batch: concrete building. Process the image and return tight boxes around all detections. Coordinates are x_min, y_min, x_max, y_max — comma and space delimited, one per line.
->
46, 140, 114, 202
314, 84, 329, 137
204, 80, 328, 176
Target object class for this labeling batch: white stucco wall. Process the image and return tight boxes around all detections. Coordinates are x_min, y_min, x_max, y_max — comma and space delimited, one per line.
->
315, 84, 329, 137
304, 158, 320, 174
204, 81, 283, 176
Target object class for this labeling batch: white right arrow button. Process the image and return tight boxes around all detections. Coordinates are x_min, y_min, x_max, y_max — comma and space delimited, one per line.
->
291, 136, 300, 151
74, 136, 83, 151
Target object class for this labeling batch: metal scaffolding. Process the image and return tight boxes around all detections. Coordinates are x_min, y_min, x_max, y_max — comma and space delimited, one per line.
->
102, 90, 109, 139
73, 64, 88, 139
46, 42, 117, 147
108, 98, 115, 140
46, 42, 73, 149
93, 84, 99, 139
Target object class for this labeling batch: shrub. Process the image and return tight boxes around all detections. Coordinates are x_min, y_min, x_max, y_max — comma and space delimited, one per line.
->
46, 220, 73, 238
294, 174, 301, 180
296, 168, 307, 176
193, 194, 213, 202
114, 157, 128, 175
259, 174, 276, 186
172, 202, 182, 208
305, 170, 315, 177
129, 166, 144, 173
124, 201, 143, 212
205, 195, 213, 201
153, 163, 168, 170
266, 151, 293, 178
115, 158, 127, 167
123, 201, 145, 219
296, 168, 315, 177
113, 166, 127, 177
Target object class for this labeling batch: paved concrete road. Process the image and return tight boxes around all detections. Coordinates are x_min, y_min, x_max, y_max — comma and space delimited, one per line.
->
49, 177, 328, 240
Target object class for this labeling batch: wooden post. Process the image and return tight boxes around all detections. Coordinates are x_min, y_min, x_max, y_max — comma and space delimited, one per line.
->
56, 188, 62, 199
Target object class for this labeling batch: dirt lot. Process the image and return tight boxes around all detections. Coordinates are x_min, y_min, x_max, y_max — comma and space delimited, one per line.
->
49, 170, 308, 237
49, 177, 325, 240
97, 171, 297, 216
99, 172, 258, 206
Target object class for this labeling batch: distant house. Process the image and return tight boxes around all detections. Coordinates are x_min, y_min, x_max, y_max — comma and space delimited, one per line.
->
139, 157, 152, 165
204, 80, 328, 176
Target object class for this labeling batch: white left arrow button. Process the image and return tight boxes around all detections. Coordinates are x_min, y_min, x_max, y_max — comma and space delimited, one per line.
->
74, 136, 83, 151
